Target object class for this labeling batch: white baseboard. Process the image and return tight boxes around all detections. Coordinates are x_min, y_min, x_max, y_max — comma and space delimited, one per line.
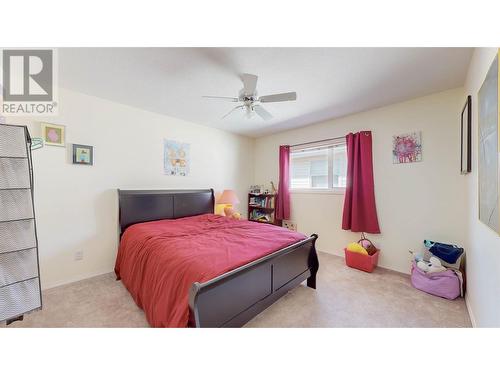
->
41, 268, 114, 291
465, 293, 477, 327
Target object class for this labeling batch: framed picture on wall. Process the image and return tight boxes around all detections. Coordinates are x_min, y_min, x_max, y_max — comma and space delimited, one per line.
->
461, 95, 472, 174
41, 122, 65, 147
72, 144, 94, 165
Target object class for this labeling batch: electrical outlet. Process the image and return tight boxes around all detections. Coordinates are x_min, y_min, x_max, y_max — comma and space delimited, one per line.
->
282, 220, 297, 231
74, 250, 84, 261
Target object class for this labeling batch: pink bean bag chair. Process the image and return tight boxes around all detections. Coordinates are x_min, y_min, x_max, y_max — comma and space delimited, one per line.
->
410, 261, 460, 300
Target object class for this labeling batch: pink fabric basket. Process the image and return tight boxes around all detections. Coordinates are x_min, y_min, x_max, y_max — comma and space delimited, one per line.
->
410, 261, 460, 300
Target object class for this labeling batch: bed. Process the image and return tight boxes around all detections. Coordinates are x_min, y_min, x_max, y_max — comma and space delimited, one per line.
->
115, 189, 319, 328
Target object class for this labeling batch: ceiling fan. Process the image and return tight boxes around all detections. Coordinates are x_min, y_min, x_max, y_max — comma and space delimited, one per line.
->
203, 73, 297, 120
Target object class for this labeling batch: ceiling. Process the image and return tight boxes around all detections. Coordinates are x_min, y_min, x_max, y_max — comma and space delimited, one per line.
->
59, 48, 473, 137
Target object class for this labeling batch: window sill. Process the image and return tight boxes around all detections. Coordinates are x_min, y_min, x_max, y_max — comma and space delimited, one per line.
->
290, 188, 345, 195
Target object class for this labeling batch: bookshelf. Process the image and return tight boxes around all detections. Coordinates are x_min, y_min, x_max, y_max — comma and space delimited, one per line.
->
248, 193, 281, 225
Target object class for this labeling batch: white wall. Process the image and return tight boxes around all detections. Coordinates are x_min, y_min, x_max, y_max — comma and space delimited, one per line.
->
463, 48, 500, 327
6, 88, 254, 289
254, 88, 467, 274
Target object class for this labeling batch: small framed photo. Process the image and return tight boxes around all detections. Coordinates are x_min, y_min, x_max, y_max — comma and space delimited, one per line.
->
41, 122, 65, 147
72, 144, 94, 165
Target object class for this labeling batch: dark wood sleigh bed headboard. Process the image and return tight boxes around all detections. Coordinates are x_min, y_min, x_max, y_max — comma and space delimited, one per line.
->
118, 189, 215, 235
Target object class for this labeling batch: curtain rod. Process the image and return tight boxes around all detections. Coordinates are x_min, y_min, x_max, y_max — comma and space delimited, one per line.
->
290, 135, 345, 148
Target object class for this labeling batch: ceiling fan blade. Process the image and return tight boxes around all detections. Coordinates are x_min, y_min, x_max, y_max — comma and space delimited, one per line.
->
221, 105, 244, 119
259, 92, 297, 103
242, 74, 258, 96
202, 95, 239, 102
254, 105, 273, 121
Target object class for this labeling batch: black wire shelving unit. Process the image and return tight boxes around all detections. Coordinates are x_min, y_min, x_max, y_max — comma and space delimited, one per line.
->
0, 123, 42, 325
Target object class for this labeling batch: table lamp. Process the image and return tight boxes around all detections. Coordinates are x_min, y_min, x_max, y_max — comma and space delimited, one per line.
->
218, 190, 240, 217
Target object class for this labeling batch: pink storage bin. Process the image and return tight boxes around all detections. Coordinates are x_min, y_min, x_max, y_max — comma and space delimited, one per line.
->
410, 261, 460, 300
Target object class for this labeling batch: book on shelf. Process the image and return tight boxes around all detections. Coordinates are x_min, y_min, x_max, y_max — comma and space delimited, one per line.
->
249, 209, 274, 223
248, 195, 274, 209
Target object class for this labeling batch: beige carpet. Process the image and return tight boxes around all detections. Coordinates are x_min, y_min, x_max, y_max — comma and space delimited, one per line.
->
3, 252, 471, 328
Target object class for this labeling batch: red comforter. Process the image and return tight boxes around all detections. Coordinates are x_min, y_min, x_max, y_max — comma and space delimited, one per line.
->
115, 214, 306, 327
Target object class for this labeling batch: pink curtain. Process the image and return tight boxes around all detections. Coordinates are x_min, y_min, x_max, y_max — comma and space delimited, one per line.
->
275, 145, 291, 220
342, 131, 380, 234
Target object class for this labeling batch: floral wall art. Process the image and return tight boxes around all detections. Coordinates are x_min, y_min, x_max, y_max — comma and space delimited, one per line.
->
392, 131, 422, 164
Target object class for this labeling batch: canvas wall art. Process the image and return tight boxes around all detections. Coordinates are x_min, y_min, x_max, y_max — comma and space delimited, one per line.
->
392, 131, 422, 164
164, 139, 190, 176
478, 50, 500, 234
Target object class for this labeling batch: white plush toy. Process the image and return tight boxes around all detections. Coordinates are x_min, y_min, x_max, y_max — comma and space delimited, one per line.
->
417, 260, 429, 272
427, 256, 446, 273
416, 257, 447, 273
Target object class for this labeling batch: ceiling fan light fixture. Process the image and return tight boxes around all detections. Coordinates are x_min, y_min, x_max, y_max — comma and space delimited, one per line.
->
203, 73, 297, 122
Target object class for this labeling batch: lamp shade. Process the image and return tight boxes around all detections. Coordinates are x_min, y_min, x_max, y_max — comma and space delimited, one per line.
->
218, 190, 240, 205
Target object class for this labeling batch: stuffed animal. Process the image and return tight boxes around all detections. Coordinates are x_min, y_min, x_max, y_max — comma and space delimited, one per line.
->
416, 257, 447, 273
427, 256, 446, 273
224, 206, 235, 217
417, 261, 429, 272
359, 239, 371, 249
359, 239, 378, 255
223, 206, 241, 220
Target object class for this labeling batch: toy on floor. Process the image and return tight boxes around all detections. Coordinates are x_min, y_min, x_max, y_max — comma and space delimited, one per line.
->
413, 253, 447, 274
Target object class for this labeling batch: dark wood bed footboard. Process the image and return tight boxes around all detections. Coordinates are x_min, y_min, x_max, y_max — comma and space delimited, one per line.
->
188, 234, 319, 328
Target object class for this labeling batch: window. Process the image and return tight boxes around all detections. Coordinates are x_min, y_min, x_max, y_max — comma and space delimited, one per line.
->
290, 139, 347, 192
